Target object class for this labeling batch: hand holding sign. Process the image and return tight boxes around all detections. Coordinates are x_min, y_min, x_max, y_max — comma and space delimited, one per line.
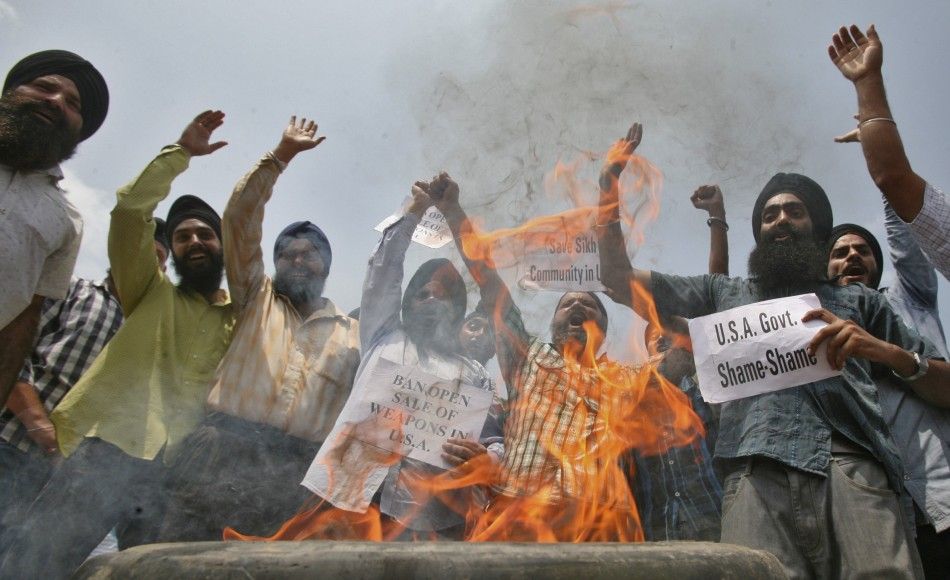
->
803, 308, 908, 371
441, 437, 488, 469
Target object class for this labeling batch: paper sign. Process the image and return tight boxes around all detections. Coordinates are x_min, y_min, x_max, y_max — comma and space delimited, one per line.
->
375, 200, 453, 249
511, 230, 606, 292
350, 358, 493, 469
687, 293, 841, 404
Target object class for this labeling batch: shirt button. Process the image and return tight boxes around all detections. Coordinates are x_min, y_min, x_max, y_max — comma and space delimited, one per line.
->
903, 474, 911, 481
674, 491, 680, 497
668, 460, 674, 465
192, 354, 198, 359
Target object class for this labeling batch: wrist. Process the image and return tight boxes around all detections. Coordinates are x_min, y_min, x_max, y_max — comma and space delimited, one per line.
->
707, 207, 726, 220
887, 345, 917, 377
272, 143, 298, 164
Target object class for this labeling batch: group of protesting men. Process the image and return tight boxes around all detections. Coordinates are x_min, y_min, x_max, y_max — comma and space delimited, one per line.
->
0, 22, 948, 580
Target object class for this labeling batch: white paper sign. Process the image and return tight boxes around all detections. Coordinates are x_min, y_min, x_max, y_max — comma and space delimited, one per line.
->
374, 200, 453, 249
687, 293, 841, 404
350, 358, 493, 469
510, 230, 606, 292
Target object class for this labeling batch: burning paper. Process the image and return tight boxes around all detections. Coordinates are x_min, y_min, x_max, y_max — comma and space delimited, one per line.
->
688, 293, 841, 404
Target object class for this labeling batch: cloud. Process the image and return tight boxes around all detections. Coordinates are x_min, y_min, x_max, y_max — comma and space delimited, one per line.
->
60, 168, 113, 279
0, 1, 18, 22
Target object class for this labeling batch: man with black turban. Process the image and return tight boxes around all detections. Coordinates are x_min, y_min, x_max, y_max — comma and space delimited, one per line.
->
0, 50, 109, 408
295, 174, 503, 541
598, 122, 950, 579
0, 111, 235, 580
157, 117, 360, 542
827, 214, 950, 575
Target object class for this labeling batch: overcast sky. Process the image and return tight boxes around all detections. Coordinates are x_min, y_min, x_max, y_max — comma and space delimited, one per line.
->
3, 0, 948, 362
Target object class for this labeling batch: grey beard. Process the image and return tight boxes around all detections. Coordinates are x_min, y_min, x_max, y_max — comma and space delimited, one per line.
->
403, 302, 460, 357
0, 92, 79, 171
274, 273, 326, 311
747, 238, 827, 294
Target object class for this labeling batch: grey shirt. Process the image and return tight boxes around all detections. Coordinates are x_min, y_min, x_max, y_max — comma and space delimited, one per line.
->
651, 272, 940, 525
877, 200, 950, 532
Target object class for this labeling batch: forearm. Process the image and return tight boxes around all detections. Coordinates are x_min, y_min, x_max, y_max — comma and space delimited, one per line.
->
223, 153, 283, 307
853, 75, 926, 220
109, 145, 191, 310
0, 297, 43, 407
6, 382, 52, 428
442, 203, 509, 311
359, 214, 418, 348
595, 190, 651, 314
906, 359, 950, 408
707, 210, 729, 275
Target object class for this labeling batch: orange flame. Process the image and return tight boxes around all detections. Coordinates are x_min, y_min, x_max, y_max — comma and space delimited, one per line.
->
225, 139, 704, 544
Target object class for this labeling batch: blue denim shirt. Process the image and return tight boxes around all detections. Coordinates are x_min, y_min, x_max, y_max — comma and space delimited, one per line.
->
651, 272, 940, 516
876, 201, 950, 532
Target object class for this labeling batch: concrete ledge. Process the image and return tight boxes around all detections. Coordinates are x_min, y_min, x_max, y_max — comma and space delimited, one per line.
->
76, 541, 786, 579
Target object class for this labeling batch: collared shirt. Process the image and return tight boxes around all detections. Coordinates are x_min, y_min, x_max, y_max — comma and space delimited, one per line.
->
1, 278, 122, 454
627, 374, 722, 541
206, 153, 360, 442
0, 163, 82, 328
877, 200, 950, 532
907, 183, 950, 281
302, 214, 503, 531
491, 301, 705, 511
51, 146, 235, 462
651, 273, 940, 525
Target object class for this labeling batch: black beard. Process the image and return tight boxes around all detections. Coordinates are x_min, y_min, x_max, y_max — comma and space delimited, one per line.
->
172, 249, 224, 297
0, 92, 79, 170
748, 237, 827, 294
274, 269, 326, 311
403, 301, 459, 357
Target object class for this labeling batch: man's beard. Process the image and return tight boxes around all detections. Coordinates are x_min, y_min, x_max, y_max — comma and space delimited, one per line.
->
403, 300, 459, 356
0, 92, 79, 170
748, 237, 827, 293
172, 249, 224, 297
274, 269, 326, 310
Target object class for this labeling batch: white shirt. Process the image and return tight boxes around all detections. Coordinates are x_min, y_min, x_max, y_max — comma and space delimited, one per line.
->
908, 183, 950, 282
0, 163, 83, 328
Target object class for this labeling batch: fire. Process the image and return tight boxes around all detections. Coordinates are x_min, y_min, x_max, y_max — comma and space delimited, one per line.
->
225, 138, 704, 544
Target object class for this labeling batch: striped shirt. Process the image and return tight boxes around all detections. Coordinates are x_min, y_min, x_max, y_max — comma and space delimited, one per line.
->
1, 278, 122, 453
494, 304, 644, 504
207, 153, 360, 442
909, 183, 950, 281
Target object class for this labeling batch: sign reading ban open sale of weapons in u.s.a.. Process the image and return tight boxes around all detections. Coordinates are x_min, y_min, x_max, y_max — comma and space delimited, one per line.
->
352, 358, 494, 469
687, 293, 842, 404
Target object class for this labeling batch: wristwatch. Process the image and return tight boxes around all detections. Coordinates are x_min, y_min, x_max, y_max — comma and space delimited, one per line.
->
893, 351, 928, 382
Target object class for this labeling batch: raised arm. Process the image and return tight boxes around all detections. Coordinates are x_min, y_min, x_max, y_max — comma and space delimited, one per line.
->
691, 185, 729, 275
223, 116, 325, 309
829, 25, 927, 221
431, 173, 530, 387
109, 110, 227, 313
358, 182, 432, 350
596, 122, 653, 317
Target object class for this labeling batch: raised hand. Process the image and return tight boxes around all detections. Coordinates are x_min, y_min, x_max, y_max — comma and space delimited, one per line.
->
407, 179, 434, 217
600, 122, 643, 192
273, 115, 326, 163
429, 171, 460, 212
690, 184, 726, 218
829, 25, 883, 83
177, 110, 228, 156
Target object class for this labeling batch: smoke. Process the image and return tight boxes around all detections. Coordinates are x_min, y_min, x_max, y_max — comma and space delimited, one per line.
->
386, 0, 812, 348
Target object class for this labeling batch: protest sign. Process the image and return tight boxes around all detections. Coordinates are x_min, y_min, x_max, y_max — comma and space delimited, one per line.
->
687, 293, 841, 404
375, 201, 453, 248
509, 229, 605, 292
351, 358, 494, 469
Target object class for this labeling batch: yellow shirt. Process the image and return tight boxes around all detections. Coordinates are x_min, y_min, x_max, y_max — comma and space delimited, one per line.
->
52, 146, 235, 461
207, 153, 360, 442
